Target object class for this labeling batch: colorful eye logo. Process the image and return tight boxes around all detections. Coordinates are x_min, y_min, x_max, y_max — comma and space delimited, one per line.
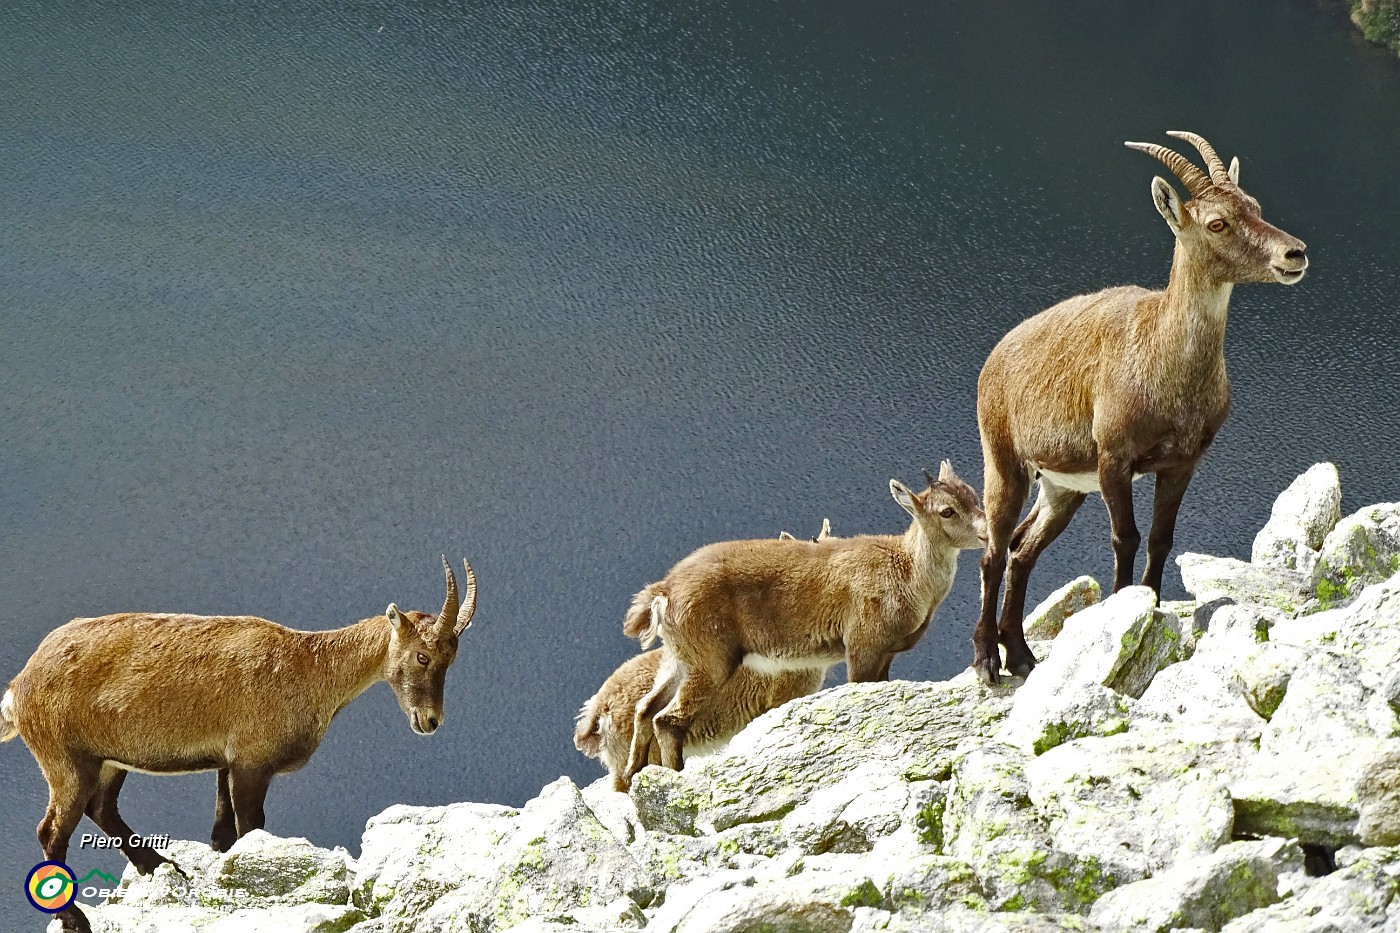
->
26, 861, 76, 913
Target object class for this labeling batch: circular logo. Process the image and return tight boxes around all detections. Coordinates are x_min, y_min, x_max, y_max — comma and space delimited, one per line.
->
25, 861, 76, 913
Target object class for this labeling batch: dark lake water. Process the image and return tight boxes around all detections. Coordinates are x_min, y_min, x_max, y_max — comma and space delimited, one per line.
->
2, 0, 1398, 925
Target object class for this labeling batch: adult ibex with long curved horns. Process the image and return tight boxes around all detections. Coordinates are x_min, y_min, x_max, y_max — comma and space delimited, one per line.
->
2, 557, 478, 933
972, 130, 1308, 686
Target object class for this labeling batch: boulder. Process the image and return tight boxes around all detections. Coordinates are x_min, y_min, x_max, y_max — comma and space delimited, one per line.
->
1314, 503, 1400, 608
944, 741, 1118, 912
1332, 569, 1400, 686
692, 680, 1013, 832
1229, 642, 1311, 720
1219, 845, 1400, 932
1230, 651, 1394, 846
1024, 576, 1101, 641
1027, 723, 1258, 882
1251, 463, 1342, 576
1089, 838, 1298, 933
1177, 553, 1313, 616
999, 587, 1183, 751
1001, 681, 1139, 755
1137, 661, 1264, 731
1357, 741, 1400, 847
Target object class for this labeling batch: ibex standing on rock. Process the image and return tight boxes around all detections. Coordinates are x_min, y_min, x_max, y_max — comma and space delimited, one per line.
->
2, 557, 478, 933
576, 521, 836, 790
972, 131, 1308, 686
623, 464, 986, 780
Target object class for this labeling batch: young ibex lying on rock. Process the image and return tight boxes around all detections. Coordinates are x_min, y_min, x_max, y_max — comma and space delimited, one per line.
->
623, 464, 985, 779
2, 557, 477, 933
972, 131, 1308, 686
576, 522, 836, 790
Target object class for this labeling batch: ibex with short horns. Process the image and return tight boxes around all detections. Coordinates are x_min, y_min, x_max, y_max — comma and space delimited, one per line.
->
624, 463, 986, 779
2, 557, 477, 933
972, 131, 1308, 686
576, 520, 836, 790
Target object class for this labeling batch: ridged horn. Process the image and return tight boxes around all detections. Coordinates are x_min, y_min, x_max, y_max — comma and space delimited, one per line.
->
436, 555, 459, 635
1123, 140, 1212, 199
1166, 130, 1232, 187
455, 559, 478, 636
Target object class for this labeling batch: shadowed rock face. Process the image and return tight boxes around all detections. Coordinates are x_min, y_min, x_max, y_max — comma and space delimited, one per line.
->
68, 464, 1400, 933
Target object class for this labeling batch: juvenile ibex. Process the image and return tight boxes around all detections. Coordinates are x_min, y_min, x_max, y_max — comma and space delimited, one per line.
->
972, 131, 1308, 685
623, 464, 985, 779
576, 521, 836, 790
2, 557, 477, 933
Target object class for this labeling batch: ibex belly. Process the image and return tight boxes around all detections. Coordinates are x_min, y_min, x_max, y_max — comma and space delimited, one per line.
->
1035, 468, 1148, 494
741, 652, 842, 675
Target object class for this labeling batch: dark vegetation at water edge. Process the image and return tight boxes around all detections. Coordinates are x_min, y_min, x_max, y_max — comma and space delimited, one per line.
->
1350, 0, 1400, 54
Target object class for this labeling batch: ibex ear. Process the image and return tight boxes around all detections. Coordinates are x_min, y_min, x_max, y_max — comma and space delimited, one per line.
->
386, 604, 408, 634
1150, 177, 1183, 235
938, 459, 955, 482
777, 530, 796, 541
890, 480, 919, 518
1228, 156, 1240, 185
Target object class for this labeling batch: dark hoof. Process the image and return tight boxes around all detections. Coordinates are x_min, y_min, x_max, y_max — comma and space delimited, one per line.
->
972, 657, 1001, 687
211, 835, 235, 854
1007, 656, 1036, 679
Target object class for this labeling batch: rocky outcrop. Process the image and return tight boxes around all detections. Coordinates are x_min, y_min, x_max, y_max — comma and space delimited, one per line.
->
1352, 0, 1400, 57
65, 463, 1400, 933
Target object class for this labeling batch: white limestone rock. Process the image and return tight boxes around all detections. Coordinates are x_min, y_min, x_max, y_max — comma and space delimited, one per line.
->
1251, 463, 1342, 576
1089, 838, 1298, 933
1219, 845, 1400, 932
1137, 661, 1265, 731
1177, 553, 1314, 616
944, 741, 1119, 912
999, 587, 1184, 752
1315, 503, 1400, 609
1027, 723, 1260, 883
1023, 575, 1101, 641
691, 679, 1013, 832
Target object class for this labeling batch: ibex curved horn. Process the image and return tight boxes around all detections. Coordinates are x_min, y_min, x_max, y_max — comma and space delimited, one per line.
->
1124, 140, 1212, 199
1166, 130, 1231, 187
455, 559, 478, 636
436, 556, 459, 635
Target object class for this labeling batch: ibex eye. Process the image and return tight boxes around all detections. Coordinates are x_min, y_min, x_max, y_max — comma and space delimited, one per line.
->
1207, 219, 1228, 233
416, 653, 430, 666
940, 508, 956, 518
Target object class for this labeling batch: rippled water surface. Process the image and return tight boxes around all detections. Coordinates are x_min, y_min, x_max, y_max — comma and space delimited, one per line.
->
2, 0, 1398, 921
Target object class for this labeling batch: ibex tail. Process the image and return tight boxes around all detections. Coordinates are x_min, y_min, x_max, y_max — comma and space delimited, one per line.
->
1, 688, 19, 743
622, 583, 668, 649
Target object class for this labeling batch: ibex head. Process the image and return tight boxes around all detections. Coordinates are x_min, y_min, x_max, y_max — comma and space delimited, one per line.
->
384, 557, 478, 735
890, 460, 988, 550
1125, 131, 1307, 286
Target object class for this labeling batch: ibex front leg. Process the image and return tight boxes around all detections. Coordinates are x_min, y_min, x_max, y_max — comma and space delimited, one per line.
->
1098, 454, 1141, 593
1142, 464, 1195, 595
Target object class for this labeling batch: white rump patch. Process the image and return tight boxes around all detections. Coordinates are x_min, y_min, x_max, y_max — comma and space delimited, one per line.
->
1036, 468, 1146, 494
1, 688, 14, 724
742, 653, 838, 675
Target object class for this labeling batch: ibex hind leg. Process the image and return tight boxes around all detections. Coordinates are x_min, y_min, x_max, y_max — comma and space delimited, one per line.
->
86, 764, 182, 876
974, 453, 1031, 686
1001, 483, 1087, 677
36, 756, 101, 932
623, 662, 680, 784
653, 665, 723, 773
211, 768, 237, 852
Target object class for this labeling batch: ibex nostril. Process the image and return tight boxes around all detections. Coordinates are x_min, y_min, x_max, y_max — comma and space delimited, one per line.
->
427, 716, 440, 731
1285, 248, 1306, 262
